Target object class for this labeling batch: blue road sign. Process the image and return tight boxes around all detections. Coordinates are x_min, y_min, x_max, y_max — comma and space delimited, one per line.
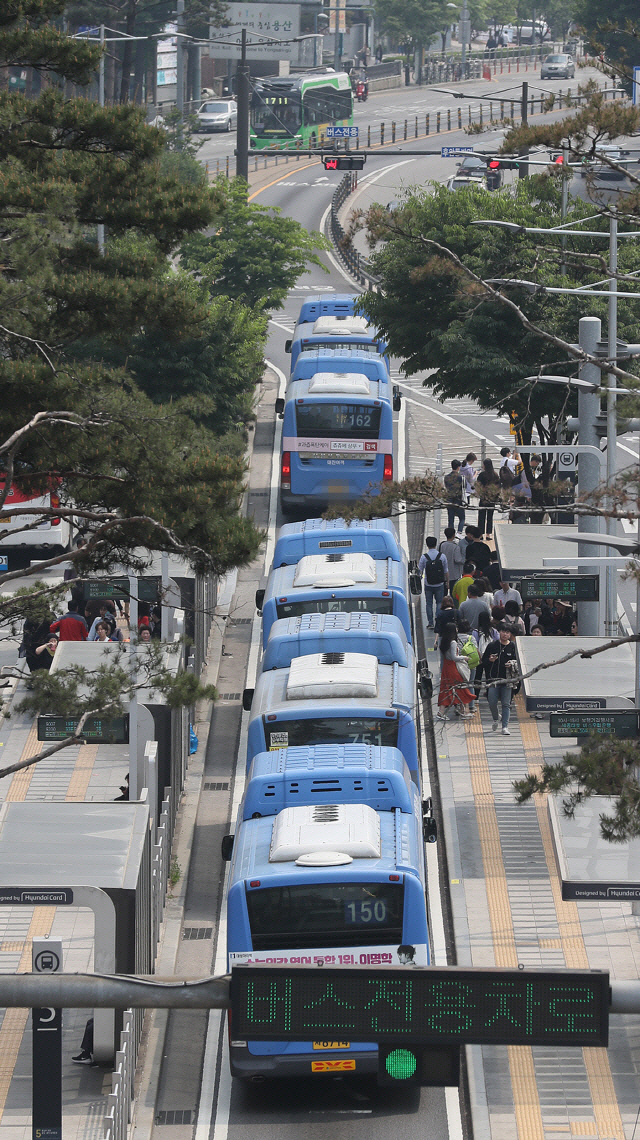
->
441, 146, 475, 158
0, 556, 7, 572
326, 126, 359, 138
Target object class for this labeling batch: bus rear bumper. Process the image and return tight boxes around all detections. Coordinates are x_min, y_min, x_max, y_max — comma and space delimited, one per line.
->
230, 1046, 378, 1080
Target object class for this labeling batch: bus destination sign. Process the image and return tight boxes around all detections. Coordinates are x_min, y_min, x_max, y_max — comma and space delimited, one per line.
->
37, 715, 129, 744
549, 711, 639, 739
231, 965, 609, 1047
519, 577, 599, 601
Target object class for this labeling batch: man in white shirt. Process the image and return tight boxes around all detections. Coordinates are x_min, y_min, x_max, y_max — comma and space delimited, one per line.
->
499, 446, 518, 475
493, 581, 523, 609
439, 528, 465, 588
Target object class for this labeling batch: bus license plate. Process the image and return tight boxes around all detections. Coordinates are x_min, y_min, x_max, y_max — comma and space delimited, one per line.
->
327, 483, 348, 494
313, 1041, 350, 1049
311, 1060, 356, 1072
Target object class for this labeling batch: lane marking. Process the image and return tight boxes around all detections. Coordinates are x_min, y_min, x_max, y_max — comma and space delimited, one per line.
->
516, 698, 626, 1140
248, 161, 321, 201
401, 391, 503, 447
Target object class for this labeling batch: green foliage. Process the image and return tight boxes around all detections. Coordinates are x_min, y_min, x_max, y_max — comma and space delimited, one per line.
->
357, 176, 640, 441
180, 176, 330, 311
373, 0, 453, 48
513, 734, 640, 843
572, 0, 637, 94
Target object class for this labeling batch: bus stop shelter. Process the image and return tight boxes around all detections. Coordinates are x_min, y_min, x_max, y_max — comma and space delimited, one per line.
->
494, 523, 580, 578
548, 795, 640, 906
516, 636, 636, 712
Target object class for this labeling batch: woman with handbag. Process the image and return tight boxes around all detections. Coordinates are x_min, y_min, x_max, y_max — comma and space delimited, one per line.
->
481, 624, 518, 735
436, 622, 475, 722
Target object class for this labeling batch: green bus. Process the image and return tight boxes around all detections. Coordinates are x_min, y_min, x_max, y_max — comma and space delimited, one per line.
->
250, 68, 353, 151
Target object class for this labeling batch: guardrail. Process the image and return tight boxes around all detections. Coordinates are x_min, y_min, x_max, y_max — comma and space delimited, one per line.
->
329, 172, 379, 290
104, 1010, 134, 1140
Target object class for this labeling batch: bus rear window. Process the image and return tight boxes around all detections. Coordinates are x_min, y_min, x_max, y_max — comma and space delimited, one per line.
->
296, 403, 381, 439
275, 597, 394, 621
265, 717, 399, 749
247, 882, 403, 949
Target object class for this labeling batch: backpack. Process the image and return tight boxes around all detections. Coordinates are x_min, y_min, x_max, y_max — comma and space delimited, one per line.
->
499, 464, 514, 488
424, 552, 445, 586
460, 635, 480, 668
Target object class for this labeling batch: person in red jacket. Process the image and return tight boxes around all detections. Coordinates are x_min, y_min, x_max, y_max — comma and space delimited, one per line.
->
50, 601, 88, 641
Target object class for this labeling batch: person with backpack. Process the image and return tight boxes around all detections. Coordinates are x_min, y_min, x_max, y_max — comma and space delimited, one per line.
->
418, 536, 449, 629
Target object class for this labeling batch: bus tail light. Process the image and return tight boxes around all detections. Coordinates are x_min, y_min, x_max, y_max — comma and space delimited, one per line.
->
50, 492, 61, 526
383, 455, 393, 481
281, 451, 291, 490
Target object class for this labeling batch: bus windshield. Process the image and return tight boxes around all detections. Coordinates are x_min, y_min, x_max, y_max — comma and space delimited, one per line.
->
251, 93, 301, 137
247, 882, 404, 949
295, 403, 381, 439
275, 597, 394, 621
264, 717, 399, 749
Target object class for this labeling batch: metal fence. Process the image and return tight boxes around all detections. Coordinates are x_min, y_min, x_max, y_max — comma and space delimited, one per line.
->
104, 1011, 135, 1140
330, 173, 380, 290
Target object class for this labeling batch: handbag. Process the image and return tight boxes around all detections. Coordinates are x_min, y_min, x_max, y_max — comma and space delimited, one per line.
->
455, 655, 471, 683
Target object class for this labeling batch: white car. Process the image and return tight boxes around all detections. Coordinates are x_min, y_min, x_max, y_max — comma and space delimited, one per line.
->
445, 174, 488, 192
196, 100, 238, 133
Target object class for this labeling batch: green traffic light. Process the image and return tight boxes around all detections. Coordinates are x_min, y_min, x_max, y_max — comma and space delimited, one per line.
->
385, 1048, 417, 1080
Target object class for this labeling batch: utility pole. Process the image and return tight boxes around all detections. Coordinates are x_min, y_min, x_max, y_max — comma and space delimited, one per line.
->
176, 0, 185, 113
518, 80, 528, 178
460, 0, 468, 76
577, 316, 603, 635
236, 27, 250, 182
97, 25, 105, 254
606, 210, 618, 636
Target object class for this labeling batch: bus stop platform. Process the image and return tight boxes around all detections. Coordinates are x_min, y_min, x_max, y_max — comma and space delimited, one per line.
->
516, 636, 636, 712
548, 795, 640, 904
428, 629, 640, 1140
494, 523, 580, 579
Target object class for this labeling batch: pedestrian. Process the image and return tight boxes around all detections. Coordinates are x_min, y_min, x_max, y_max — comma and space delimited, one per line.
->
493, 580, 523, 609
478, 576, 494, 608
375, 43, 383, 62
499, 446, 518, 476
457, 618, 480, 712
476, 458, 501, 539
481, 623, 518, 735
418, 536, 449, 629
464, 526, 491, 572
443, 460, 466, 534
553, 600, 575, 635
30, 635, 59, 671
528, 454, 546, 524
88, 601, 118, 641
452, 562, 476, 606
485, 549, 502, 592
114, 774, 129, 801
531, 625, 543, 636
72, 1017, 95, 1065
439, 527, 465, 588
523, 600, 537, 634
458, 583, 490, 631
473, 608, 499, 699
139, 627, 152, 642
502, 599, 525, 636
460, 453, 477, 501
50, 600, 88, 642
436, 623, 475, 721
94, 621, 117, 643
434, 595, 458, 648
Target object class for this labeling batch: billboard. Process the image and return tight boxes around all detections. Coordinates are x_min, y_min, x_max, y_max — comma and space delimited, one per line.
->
209, 4, 300, 60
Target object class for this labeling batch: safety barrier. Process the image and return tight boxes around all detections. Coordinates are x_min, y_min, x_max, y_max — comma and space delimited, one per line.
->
329, 173, 379, 289
104, 1010, 134, 1140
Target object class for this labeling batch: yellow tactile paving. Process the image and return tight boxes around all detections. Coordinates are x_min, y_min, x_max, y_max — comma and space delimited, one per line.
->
516, 696, 626, 1140
569, 1123, 598, 1135
464, 717, 545, 1139
0, 906, 55, 1118
65, 744, 98, 801
0, 943, 24, 954
5, 723, 40, 801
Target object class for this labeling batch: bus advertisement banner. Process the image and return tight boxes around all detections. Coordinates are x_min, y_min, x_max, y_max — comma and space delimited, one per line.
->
229, 944, 429, 967
283, 438, 393, 453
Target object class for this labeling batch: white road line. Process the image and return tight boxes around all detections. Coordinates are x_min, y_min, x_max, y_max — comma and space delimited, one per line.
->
196, 368, 283, 1140
319, 201, 364, 289
401, 391, 500, 446
269, 318, 294, 334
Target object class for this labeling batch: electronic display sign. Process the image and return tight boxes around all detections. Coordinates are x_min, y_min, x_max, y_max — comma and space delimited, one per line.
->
37, 715, 129, 743
519, 577, 599, 601
550, 711, 639, 739
231, 966, 609, 1047
83, 577, 159, 601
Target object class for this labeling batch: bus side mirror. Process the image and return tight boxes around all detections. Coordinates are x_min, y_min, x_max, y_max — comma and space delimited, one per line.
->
284, 340, 292, 353
221, 834, 234, 861
423, 818, 438, 844
242, 688, 254, 711
393, 385, 401, 412
275, 398, 285, 416
408, 559, 418, 575
409, 572, 422, 596
417, 659, 432, 698
255, 588, 265, 612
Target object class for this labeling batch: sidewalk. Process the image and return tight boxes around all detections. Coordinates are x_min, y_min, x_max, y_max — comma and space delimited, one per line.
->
430, 641, 639, 1139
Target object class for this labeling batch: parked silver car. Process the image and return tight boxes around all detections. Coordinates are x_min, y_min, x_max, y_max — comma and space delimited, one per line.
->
540, 53, 575, 79
196, 100, 238, 132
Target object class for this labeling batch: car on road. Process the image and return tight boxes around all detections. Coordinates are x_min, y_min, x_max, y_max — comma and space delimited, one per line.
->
455, 154, 488, 176
445, 173, 488, 192
541, 53, 575, 79
195, 99, 237, 132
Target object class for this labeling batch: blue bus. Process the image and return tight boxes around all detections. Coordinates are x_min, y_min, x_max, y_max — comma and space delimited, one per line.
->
242, 744, 418, 819
279, 376, 395, 514
225, 800, 429, 1079
262, 611, 413, 672
296, 294, 357, 324
273, 517, 402, 567
290, 347, 395, 389
244, 651, 419, 774
286, 315, 389, 371
257, 551, 416, 646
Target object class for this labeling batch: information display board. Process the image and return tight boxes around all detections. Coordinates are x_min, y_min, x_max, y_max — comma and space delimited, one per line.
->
549, 711, 639, 739
231, 965, 609, 1047
83, 577, 159, 601
519, 577, 599, 601
37, 715, 129, 743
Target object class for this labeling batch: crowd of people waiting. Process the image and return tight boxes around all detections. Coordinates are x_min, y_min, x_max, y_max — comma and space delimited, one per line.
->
20, 594, 162, 672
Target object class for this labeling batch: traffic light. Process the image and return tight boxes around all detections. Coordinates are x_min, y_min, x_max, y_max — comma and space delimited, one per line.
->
377, 1045, 460, 1087
322, 155, 366, 170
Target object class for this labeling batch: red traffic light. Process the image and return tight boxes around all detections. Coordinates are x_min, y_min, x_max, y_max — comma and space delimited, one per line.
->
324, 158, 339, 170
489, 160, 500, 168
555, 155, 564, 164
322, 155, 366, 171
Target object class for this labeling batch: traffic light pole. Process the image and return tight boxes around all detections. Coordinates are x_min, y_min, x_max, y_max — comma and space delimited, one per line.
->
236, 28, 250, 182
519, 80, 528, 178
